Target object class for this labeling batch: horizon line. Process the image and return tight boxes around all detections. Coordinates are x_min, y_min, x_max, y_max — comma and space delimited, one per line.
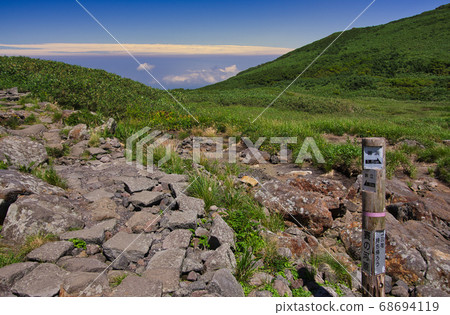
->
0, 43, 294, 57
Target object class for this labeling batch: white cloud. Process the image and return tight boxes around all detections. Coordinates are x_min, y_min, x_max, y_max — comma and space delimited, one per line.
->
137, 63, 155, 71
0, 43, 293, 56
163, 65, 240, 84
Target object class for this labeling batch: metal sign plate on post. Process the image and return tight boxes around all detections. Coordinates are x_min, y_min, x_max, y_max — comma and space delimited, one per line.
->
374, 231, 386, 275
363, 146, 383, 169
362, 169, 377, 192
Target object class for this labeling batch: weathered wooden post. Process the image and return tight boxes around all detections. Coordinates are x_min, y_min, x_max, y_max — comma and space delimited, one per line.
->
361, 137, 386, 297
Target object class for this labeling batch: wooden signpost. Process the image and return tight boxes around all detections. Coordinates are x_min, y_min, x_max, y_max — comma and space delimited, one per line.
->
361, 137, 386, 297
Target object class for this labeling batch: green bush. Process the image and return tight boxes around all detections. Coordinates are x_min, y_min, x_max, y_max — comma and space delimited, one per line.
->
235, 245, 258, 283
23, 113, 37, 124
435, 156, 450, 184
69, 238, 87, 250
33, 166, 68, 189
65, 109, 103, 127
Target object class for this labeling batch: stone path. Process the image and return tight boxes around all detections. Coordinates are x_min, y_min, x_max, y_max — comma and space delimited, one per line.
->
1, 89, 449, 297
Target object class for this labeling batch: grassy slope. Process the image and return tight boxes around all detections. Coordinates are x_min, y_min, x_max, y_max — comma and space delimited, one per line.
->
0, 6, 448, 182
203, 4, 450, 101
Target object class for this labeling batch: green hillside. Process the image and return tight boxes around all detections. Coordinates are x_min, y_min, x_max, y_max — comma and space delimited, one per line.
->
0, 5, 449, 183
0, 56, 172, 118
203, 4, 450, 101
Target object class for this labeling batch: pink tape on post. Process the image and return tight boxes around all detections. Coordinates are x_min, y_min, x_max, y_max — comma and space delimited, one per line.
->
363, 212, 386, 217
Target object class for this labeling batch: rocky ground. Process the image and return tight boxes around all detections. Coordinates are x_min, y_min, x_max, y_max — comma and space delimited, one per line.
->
0, 88, 449, 297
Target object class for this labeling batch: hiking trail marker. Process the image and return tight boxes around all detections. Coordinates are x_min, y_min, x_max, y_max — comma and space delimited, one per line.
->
361, 138, 386, 297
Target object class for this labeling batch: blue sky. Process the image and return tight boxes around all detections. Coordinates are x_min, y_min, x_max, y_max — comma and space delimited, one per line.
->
1, 0, 448, 88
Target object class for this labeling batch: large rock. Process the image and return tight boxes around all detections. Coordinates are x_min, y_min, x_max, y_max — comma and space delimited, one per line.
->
207, 269, 244, 297
163, 229, 192, 249
181, 258, 204, 274
386, 179, 419, 203
249, 272, 274, 287
273, 279, 292, 297
102, 232, 153, 266
112, 275, 162, 297
0, 262, 38, 293
125, 211, 160, 233
84, 189, 114, 203
177, 194, 205, 217
169, 182, 189, 198
57, 257, 109, 273
159, 174, 188, 189
26, 241, 74, 263
254, 179, 333, 235
129, 191, 165, 207
204, 244, 236, 272
413, 285, 450, 297
9, 124, 47, 137
0, 169, 65, 198
142, 268, 180, 293
385, 213, 450, 293
63, 271, 110, 297
0, 136, 48, 169
166, 209, 197, 230
60, 219, 116, 245
2, 194, 84, 242
68, 124, 89, 141
146, 248, 186, 272
89, 197, 119, 221
0, 169, 65, 223
262, 228, 318, 259
11, 263, 66, 297
339, 220, 362, 260
208, 215, 235, 250
43, 130, 63, 150
115, 176, 158, 193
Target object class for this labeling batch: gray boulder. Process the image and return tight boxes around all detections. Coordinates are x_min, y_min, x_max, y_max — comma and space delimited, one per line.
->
129, 191, 165, 207
102, 232, 153, 266
167, 209, 197, 230
115, 176, 158, 193
162, 229, 192, 249
84, 188, 114, 203
0, 262, 38, 293
249, 272, 274, 287
207, 269, 244, 297
0, 169, 65, 223
413, 285, 450, 297
182, 258, 204, 274
0, 136, 48, 169
26, 241, 74, 263
209, 215, 235, 250
143, 268, 180, 293
169, 182, 189, 198
57, 257, 109, 273
112, 275, 162, 297
11, 263, 66, 297
89, 198, 119, 221
125, 211, 160, 233
68, 124, 89, 141
2, 194, 84, 242
177, 194, 205, 218
146, 248, 186, 272
204, 244, 236, 272
60, 219, 117, 245
63, 271, 109, 297
159, 174, 188, 189
9, 124, 47, 137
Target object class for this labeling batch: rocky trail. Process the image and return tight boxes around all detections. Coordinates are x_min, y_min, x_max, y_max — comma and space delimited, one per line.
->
0, 88, 449, 297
